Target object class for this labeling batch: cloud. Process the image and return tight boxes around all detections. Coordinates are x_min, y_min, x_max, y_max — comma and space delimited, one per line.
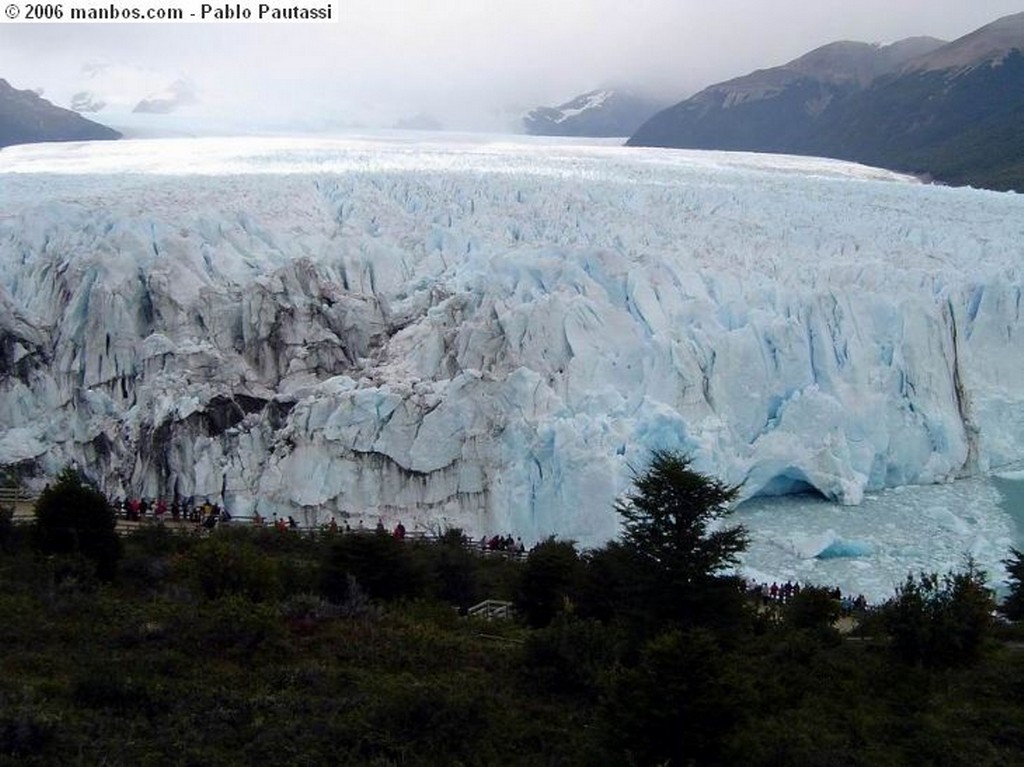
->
0, 1, 1020, 130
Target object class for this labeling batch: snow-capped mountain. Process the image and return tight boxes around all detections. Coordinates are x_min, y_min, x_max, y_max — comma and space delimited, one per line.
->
132, 78, 197, 114
524, 89, 668, 137
0, 136, 1021, 545
62, 62, 198, 117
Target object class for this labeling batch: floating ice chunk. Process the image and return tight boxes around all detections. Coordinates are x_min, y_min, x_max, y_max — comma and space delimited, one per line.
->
784, 530, 842, 560
815, 539, 876, 560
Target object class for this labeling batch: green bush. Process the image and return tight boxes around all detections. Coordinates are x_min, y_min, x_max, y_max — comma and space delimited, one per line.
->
411, 528, 480, 609
783, 585, 843, 641
883, 560, 995, 667
360, 676, 489, 764
0, 506, 15, 554
71, 663, 160, 714
0, 704, 58, 760
601, 628, 749, 766
32, 468, 120, 580
513, 537, 582, 628
185, 595, 284, 654
520, 616, 623, 695
181, 533, 282, 602
3, 489, 1024, 766
320, 531, 425, 603
44, 553, 100, 597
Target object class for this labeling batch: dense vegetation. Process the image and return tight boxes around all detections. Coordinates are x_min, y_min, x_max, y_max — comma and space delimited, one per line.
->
3, 456, 1024, 766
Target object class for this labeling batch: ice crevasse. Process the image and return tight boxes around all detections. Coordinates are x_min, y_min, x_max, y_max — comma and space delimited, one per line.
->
0, 137, 1021, 546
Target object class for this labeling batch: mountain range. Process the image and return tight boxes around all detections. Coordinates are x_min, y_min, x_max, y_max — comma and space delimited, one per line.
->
523, 89, 668, 138
0, 78, 120, 149
628, 12, 1024, 191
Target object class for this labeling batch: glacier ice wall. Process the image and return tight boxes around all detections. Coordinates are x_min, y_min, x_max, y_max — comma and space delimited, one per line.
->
0, 137, 1022, 544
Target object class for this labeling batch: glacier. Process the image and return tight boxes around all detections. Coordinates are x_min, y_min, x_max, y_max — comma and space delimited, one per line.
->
0, 134, 1022, 555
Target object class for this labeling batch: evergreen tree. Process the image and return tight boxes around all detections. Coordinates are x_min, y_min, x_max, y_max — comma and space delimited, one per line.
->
1000, 547, 1024, 622
614, 450, 748, 628
617, 451, 747, 581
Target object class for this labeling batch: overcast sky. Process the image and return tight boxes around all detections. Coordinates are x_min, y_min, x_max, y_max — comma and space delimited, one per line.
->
1, 1, 1020, 131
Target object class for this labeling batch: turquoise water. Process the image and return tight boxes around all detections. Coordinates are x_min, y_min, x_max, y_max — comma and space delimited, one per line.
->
733, 476, 1019, 603
993, 475, 1024, 544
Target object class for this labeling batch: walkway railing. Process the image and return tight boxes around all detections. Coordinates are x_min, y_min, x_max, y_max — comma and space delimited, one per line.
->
1, 490, 531, 559
466, 600, 515, 620
0, 487, 36, 525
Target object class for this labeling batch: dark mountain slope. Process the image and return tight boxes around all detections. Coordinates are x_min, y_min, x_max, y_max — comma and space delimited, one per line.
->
811, 49, 1024, 188
0, 78, 121, 149
627, 38, 945, 154
628, 12, 1024, 191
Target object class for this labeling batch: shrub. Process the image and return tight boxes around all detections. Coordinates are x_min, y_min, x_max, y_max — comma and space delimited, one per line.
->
512, 537, 582, 628
32, 468, 120, 580
320, 531, 424, 603
72, 664, 159, 714
409, 528, 480, 609
0, 506, 15, 554
784, 585, 843, 639
520, 616, 623, 695
185, 595, 284, 654
0, 704, 57, 759
182, 534, 281, 602
601, 628, 749, 766
883, 560, 995, 667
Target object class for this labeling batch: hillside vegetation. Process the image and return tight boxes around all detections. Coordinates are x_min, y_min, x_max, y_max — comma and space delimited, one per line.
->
3, 460, 1024, 765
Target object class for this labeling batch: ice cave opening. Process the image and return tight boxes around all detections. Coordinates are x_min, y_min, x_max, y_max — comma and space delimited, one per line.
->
746, 468, 827, 501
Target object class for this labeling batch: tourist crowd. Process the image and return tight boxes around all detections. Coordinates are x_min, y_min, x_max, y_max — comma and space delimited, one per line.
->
746, 579, 869, 614
114, 497, 232, 529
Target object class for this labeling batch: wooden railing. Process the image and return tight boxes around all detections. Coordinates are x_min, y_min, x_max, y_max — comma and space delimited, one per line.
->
0, 491, 532, 563
466, 600, 515, 620
0, 487, 36, 525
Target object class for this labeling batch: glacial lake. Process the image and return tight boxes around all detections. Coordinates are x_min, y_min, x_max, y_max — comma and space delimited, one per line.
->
733, 473, 1024, 603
